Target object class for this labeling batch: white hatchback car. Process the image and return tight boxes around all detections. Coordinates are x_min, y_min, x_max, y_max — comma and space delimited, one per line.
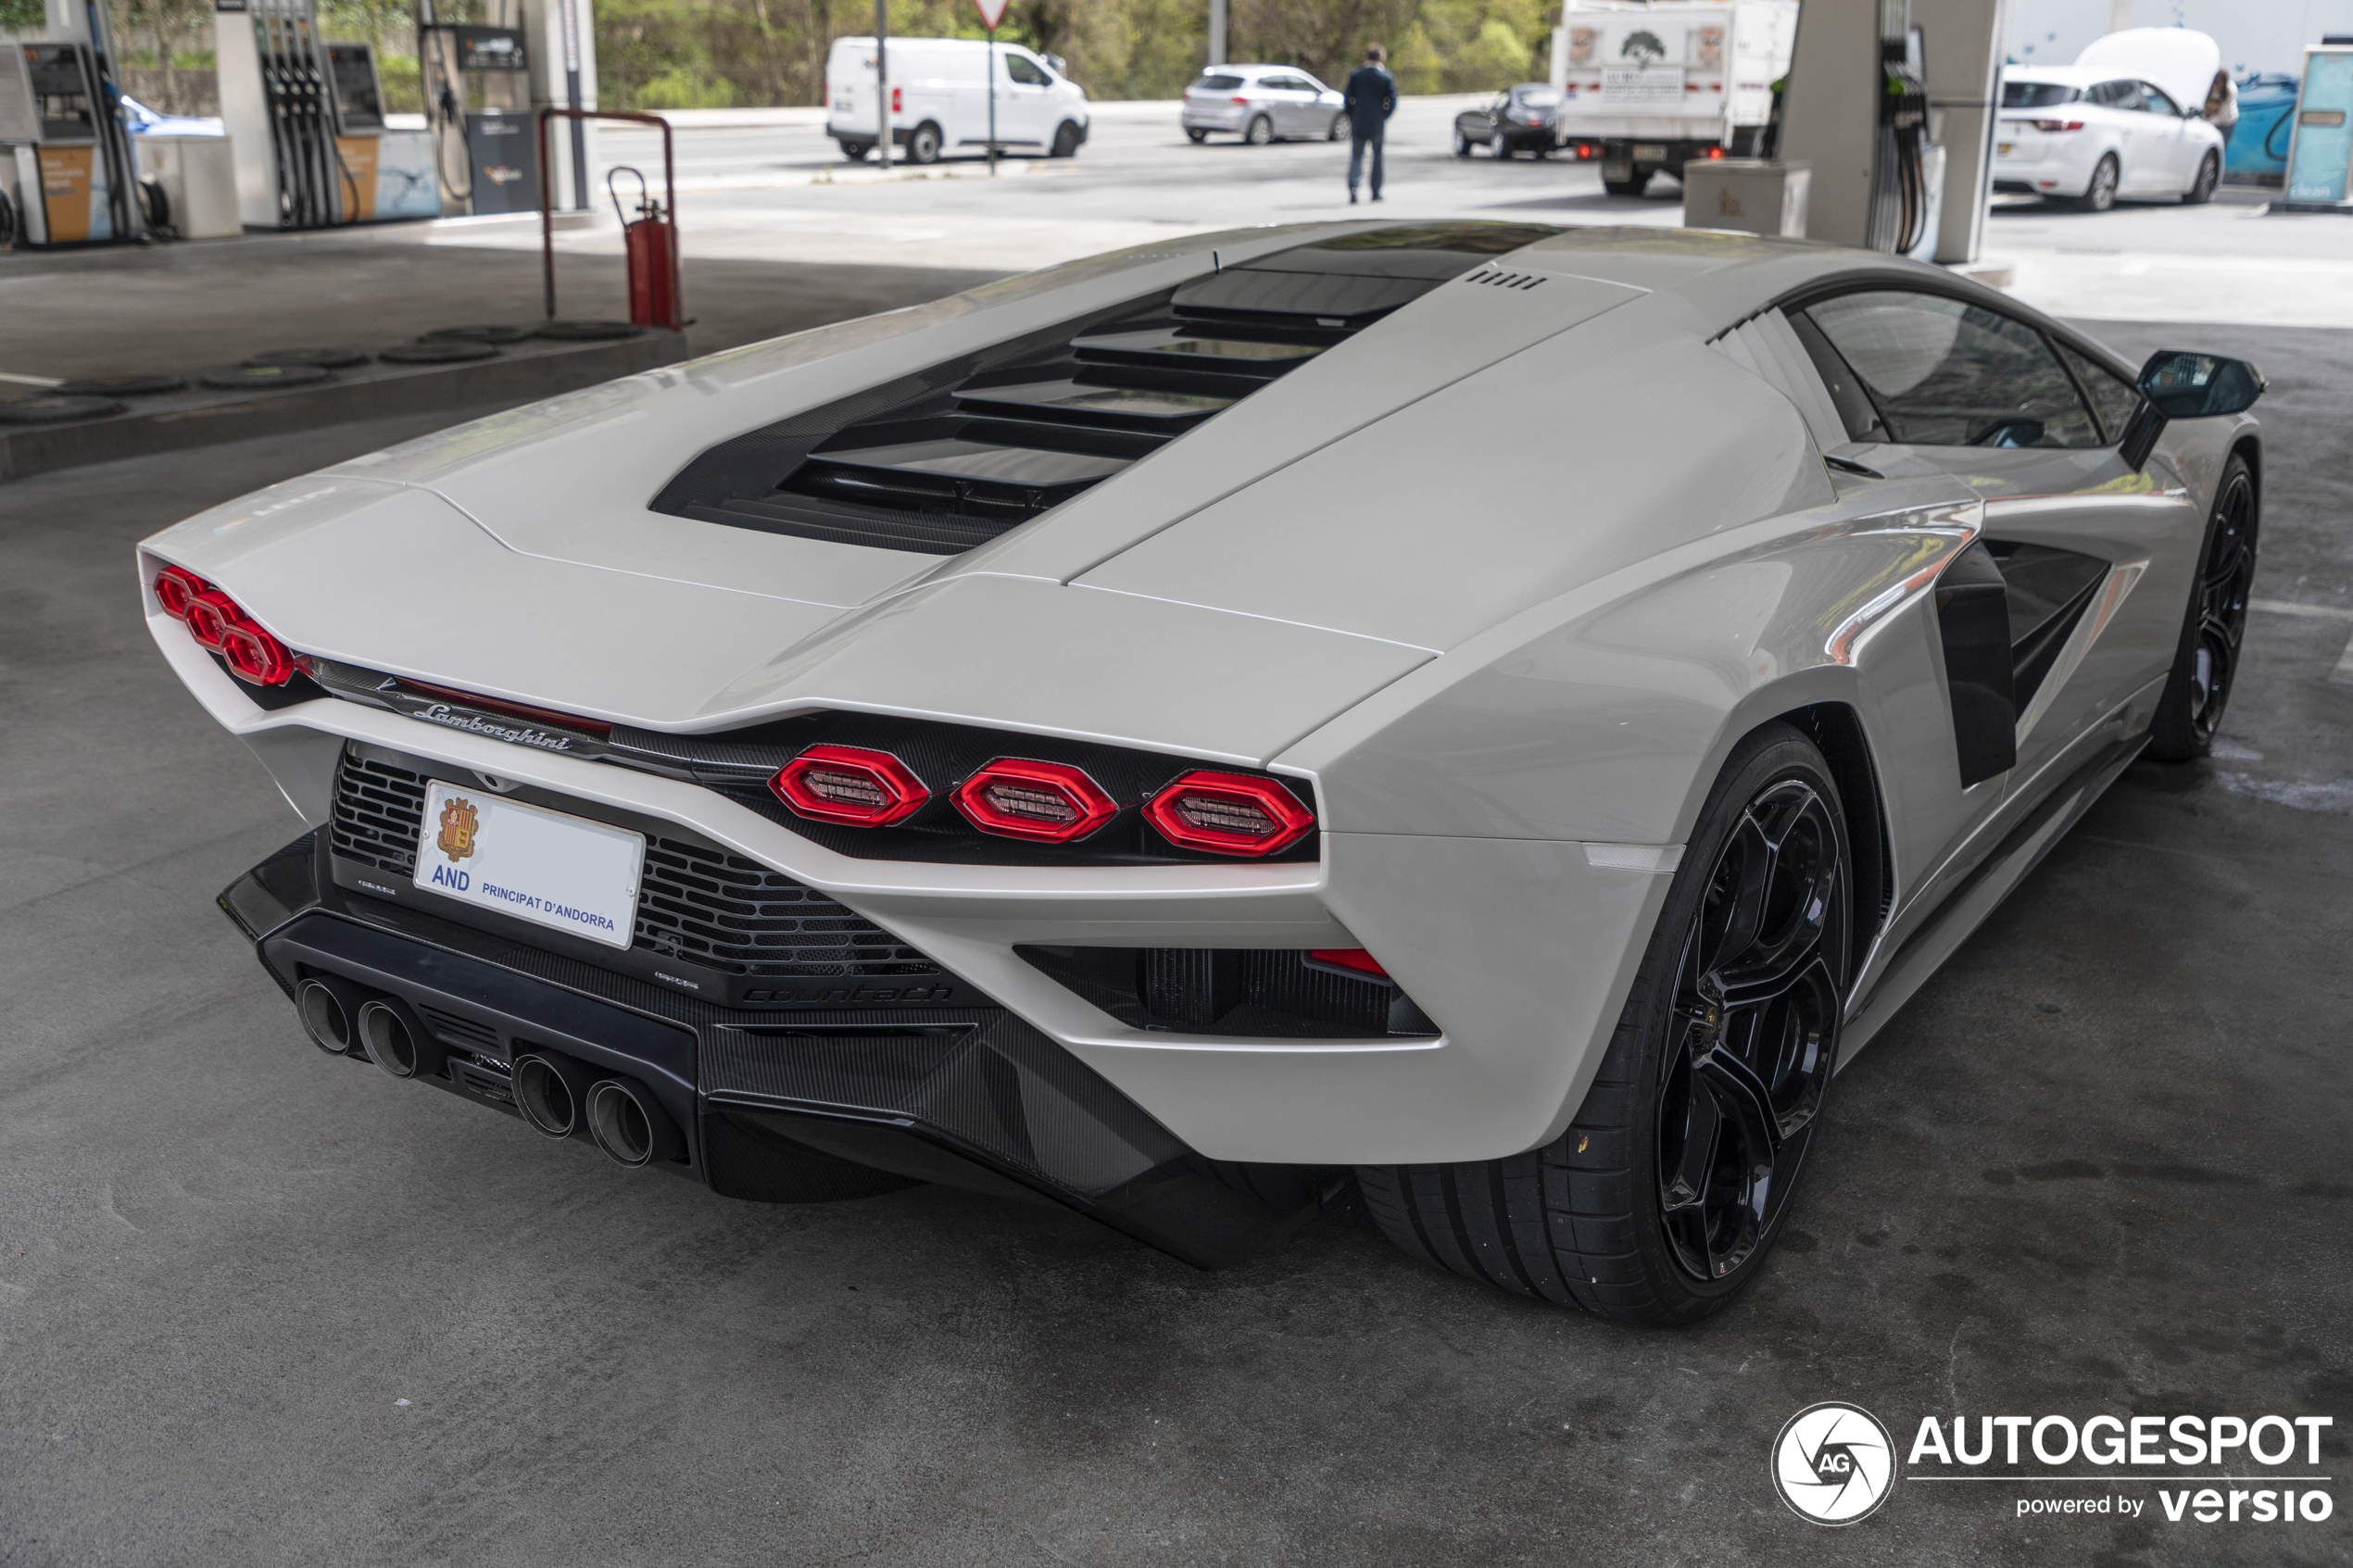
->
1181, 65, 1348, 145
1994, 66, 2224, 210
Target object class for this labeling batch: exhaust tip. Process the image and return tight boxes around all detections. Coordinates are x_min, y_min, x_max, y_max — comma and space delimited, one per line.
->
513, 1054, 579, 1139
295, 979, 356, 1055
357, 998, 422, 1080
587, 1078, 673, 1168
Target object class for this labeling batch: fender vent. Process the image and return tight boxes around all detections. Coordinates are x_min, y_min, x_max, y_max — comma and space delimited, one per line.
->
651, 223, 1562, 555
1462, 270, 1548, 289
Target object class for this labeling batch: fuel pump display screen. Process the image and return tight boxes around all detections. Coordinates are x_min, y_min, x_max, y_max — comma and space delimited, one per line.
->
451, 27, 529, 74
27, 44, 99, 144
327, 44, 384, 133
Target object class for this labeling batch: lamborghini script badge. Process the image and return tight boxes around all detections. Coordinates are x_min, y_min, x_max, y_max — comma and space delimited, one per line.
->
436, 797, 480, 860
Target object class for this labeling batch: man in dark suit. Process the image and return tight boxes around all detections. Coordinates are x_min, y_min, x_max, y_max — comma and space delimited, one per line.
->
1343, 45, 1397, 204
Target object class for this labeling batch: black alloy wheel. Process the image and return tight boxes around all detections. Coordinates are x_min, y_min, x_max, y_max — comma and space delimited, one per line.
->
1356, 723, 1852, 1324
907, 122, 943, 165
2185, 149, 2220, 205
2149, 454, 2258, 759
1245, 114, 1273, 146
2074, 153, 2120, 212
1654, 777, 1845, 1284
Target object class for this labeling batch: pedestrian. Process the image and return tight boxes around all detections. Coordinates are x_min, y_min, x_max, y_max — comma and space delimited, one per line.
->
2202, 68, 2239, 149
1344, 45, 1397, 204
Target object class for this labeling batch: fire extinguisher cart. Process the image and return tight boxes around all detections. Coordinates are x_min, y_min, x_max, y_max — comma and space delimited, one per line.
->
535, 108, 685, 332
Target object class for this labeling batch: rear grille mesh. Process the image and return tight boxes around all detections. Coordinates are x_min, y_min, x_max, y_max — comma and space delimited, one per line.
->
331, 756, 429, 874
328, 753, 939, 979
635, 837, 938, 978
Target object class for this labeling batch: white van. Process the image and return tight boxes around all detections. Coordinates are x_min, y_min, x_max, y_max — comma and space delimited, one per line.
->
825, 37, 1090, 163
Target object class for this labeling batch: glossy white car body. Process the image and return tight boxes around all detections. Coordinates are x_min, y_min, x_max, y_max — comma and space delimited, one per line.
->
1994, 64, 2225, 205
142, 224, 2256, 1223
1180, 64, 1347, 143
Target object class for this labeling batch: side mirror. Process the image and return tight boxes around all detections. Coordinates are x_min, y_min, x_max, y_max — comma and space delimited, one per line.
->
2119, 350, 2265, 470
2137, 350, 2266, 418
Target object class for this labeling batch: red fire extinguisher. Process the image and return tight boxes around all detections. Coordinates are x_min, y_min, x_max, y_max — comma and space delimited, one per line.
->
609, 167, 679, 331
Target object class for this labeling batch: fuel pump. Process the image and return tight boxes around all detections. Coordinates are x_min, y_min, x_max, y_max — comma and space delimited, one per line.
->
0, 37, 145, 245
418, 14, 539, 215
1777, 0, 1991, 260
215, 0, 389, 227
1865, 19, 1933, 256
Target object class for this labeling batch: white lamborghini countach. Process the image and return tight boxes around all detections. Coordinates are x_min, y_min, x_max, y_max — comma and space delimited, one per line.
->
142, 223, 2264, 1323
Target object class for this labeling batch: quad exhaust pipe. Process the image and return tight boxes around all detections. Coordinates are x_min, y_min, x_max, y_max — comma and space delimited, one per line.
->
295, 975, 371, 1057
586, 1076, 684, 1168
516, 1047, 684, 1169
296, 975, 682, 1169
357, 996, 443, 1081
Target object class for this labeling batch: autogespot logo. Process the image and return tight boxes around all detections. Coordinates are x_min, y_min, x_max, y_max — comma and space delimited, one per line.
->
1773, 1402, 1897, 1524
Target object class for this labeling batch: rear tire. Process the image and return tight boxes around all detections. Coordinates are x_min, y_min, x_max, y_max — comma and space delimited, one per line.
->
2184, 148, 2220, 204
1245, 114, 1273, 146
906, 121, 942, 165
2147, 453, 2258, 759
1329, 112, 1347, 142
1359, 722, 1852, 1325
1491, 133, 1513, 159
2073, 152, 2119, 212
1604, 170, 1648, 196
1186, 127, 1209, 144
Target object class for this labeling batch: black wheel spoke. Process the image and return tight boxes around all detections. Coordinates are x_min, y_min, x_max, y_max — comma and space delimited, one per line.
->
1655, 770, 1848, 1286
1696, 1043, 1782, 1154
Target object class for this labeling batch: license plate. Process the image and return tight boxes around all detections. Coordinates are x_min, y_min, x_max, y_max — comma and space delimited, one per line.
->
1634, 144, 1669, 160
414, 780, 645, 950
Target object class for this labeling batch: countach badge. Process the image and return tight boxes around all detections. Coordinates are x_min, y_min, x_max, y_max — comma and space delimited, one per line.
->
436, 797, 480, 860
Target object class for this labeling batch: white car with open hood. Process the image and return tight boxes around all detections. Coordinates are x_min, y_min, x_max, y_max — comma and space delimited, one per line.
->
144, 222, 2266, 1323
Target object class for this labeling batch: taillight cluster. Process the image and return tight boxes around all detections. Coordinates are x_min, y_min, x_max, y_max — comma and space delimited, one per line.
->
153, 564, 297, 686
766, 747, 1315, 857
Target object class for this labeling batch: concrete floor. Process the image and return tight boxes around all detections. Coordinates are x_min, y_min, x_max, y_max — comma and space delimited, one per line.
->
0, 246, 1000, 383
1, 320, 2348, 1565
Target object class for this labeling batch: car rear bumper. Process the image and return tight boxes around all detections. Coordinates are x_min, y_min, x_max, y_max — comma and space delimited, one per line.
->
1991, 153, 2087, 195
224, 829, 1325, 1269
1181, 105, 1250, 131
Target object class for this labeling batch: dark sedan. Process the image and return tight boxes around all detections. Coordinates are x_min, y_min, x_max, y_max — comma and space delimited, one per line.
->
1453, 84, 1561, 158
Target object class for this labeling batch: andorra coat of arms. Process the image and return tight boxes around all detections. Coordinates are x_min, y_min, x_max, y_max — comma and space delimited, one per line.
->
436, 797, 481, 860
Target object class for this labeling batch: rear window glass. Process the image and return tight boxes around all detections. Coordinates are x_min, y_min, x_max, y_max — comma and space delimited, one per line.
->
2003, 82, 2081, 108
1198, 73, 1243, 92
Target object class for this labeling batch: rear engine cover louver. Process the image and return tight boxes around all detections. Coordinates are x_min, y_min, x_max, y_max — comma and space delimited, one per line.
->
649, 224, 1561, 556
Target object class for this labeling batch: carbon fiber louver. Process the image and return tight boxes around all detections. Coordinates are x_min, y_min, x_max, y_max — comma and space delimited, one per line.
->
649, 223, 1563, 555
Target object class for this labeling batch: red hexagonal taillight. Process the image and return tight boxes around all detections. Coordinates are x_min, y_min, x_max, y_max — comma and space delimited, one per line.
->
157, 571, 298, 686
951, 759, 1118, 843
153, 564, 208, 621
770, 745, 930, 826
1144, 770, 1315, 856
219, 620, 298, 686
